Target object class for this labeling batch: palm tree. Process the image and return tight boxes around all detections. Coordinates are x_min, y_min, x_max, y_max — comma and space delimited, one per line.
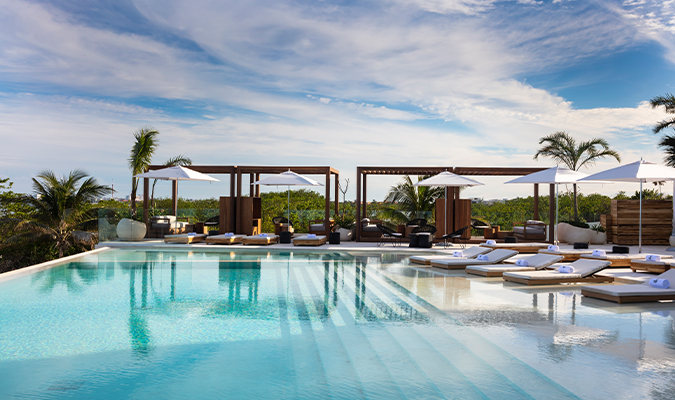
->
658, 133, 675, 167
650, 93, 675, 134
8, 170, 110, 258
150, 155, 192, 212
383, 175, 444, 224
534, 131, 621, 221
129, 127, 159, 215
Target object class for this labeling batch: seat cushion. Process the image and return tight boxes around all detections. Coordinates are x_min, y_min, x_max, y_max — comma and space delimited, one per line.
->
513, 226, 545, 235
362, 224, 379, 232
310, 224, 326, 232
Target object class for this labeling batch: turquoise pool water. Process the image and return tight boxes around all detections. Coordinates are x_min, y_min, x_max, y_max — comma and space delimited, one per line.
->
0, 249, 674, 399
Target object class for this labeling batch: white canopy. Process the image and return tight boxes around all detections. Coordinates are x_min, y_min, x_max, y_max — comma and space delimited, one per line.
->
579, 160, 675, 183
506, 166, 591, 184
135, 166, 219, 182
252, 170, 323, 187
413, 171, 484, 188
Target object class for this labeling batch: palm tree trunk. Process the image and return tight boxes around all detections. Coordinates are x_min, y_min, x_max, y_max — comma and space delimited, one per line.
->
573, 183, 578, 222
130, 177, 137, 216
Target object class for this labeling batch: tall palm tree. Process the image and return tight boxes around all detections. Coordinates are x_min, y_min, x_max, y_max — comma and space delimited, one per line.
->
534, 131, 621, 221
383, 175, 444, 223
150, 155, 192, 212
9, 170, 110, 258
650, 93, 675, 134
129, 127, 159, 215
658, 133, 675, 167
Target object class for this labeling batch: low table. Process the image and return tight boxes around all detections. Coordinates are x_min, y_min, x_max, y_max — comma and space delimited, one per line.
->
205, 234, 245, 245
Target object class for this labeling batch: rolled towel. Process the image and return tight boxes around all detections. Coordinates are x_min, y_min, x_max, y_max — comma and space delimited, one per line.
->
485, 240, 497, 245
649, 278, 670, 289
645, 254, 662, 262
560, 292, 573, 297
258, 233, 268, 237
547, 245, 560, 251
307, 234, 316, 239
188, 232, 196, 236
515, 259, 529, 267
558, 265, 575, 274
224, 232, 234, 236
453, 251, 464, 257
591, 249, 606, 257
476, 254, 489, 261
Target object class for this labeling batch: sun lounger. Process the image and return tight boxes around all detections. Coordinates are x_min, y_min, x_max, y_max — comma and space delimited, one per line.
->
241, 234, 279, 245
479, 242, 549, 253
581, 269, 675, 303
205, 234, 246, 245
409, 246, 491, 265
595, 268, 657, 284
580, 252, 670, 267
630, 257, 675, 274
430, 249, 518, 270
502, 259, 612, 285
538, 249, 593, 262
164, 233, 208, 244
467, 254, 564, 277
293, 235, 327, 246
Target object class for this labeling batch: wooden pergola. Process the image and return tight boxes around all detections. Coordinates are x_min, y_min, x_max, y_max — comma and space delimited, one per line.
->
355, 166, 551, 242
142, 165, 339, 234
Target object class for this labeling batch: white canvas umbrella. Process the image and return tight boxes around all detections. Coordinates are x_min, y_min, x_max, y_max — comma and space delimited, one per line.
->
413, 171, 484, 236
135, 166, 219, 216
505, 166, 609, 244
252, 170, 324, 223
580, 160, 675, 252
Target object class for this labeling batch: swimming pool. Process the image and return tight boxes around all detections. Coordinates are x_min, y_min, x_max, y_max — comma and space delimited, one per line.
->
0, 249, 673, 399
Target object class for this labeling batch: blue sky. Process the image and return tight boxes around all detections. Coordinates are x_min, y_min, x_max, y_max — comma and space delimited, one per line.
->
1, 0, 675, 202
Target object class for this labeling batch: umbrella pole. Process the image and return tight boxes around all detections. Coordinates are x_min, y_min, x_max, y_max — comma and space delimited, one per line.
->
639, 181, 643, 253
555, 183, 559, 244
444, 186, 447, 237
287, 186, 291, 224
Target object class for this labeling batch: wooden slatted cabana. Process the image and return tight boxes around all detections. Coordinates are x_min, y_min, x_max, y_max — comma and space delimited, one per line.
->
355, 166, 552, 242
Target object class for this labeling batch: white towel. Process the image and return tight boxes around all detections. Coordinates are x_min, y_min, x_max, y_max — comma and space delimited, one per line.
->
477, 254, 489, 261
558, 265, 575, 273
547, 245, 560, 251
650, 278, 670, 289
307, 234, 316, 238
485, 240, 497, 245
453, 251, 463, 257
258, 233, 268, 237
646, 254, 661, 262
224, 232, 234, 236
652, 310, 671, 317
592, 249, 606, 257
188, 232, 196, 236
515, 259, 529, 267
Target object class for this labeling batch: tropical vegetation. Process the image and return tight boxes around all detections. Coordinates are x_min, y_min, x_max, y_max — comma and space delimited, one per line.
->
533, 131, 621, 221
128, 127, 159, 216
381, 175, 444, 224
650, 93, 675, 134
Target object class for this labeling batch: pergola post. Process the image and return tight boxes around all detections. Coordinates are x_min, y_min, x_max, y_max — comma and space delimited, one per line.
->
549, 184, 555, 243
249, 174, 254, 197
255, 173, 260, 197
325, 169, 330, 234
334, 171, 339, 216
143, 178, 149, 224
362, 174, 367, 218
236, 169, 242, 233
230, 169, 236, 233
534, 184, 539, 220
356, 168, 362, 241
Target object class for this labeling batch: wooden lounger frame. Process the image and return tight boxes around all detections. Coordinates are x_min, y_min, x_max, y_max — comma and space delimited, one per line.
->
581, 256, 638, 268
466, 269, 520, 277
538, 251, 587, 262
581, 290, 675, 304
205, 235, 245, 245
293, 236, 327, 246
431, 261, 483, 270
164, 234, 208, 244
503, 275, 614, 286
242, 235, 279, 245
480, 244, 548, 253
630, 261, 672, 274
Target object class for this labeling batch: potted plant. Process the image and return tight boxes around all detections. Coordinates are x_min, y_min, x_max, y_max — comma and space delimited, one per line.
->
562, 220, 592, 245
333, 214, 355, 241
589, 225, 607, 244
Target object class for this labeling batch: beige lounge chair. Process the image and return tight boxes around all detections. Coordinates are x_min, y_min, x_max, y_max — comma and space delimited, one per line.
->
431, 249, 518, 270
205, 234, 246, 245
502, 259, 612, 285
630, 257, 675, 274
479, 242, 549, 253
467, 254, 564, 277
581, 269, 675, 303
409, 246, 491, 265
164, 233, 207, 244
580, 252, 671, 267
538, 248, 593, 262
293, 235, 327, 246
241, 234, 279, 245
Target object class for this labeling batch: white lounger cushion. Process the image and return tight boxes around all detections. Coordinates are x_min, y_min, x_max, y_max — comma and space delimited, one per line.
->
432, 249, 517, 267
410, 247, 491, 265
539, 249, 593, 256
468, 254, 564, 275
583, 269, 675, 297
481, 242, 548, 248
630, 258, 675, 267
581, 253, 672, 261
503, 259, 611, 280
